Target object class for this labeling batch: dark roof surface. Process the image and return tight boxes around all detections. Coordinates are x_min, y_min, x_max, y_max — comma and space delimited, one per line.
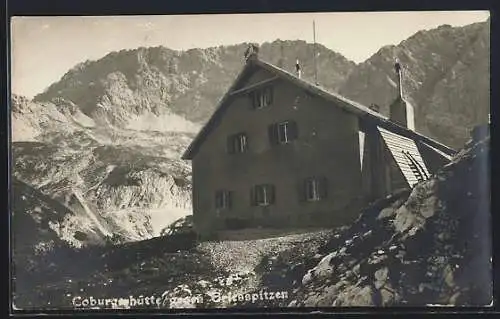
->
182, 58, 456, 160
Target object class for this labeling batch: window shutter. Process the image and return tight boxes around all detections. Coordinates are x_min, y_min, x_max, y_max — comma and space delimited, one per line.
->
227, 191, 233, 209
250, 187, 255, 206
268, 124, 278, 145
227, 136, 235, 154
268, 185, 276, 204
266, 87, 274, 105
297, 179, 307, 202
319, 177, 328, 199
249, 92, 256, 109
289, 121, 299, 140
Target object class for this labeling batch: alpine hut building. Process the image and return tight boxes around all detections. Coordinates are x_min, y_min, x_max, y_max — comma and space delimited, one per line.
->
182, 46, 455, 238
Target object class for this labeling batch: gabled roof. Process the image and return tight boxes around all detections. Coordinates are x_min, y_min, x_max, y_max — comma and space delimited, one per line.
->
182, 57, 456, 160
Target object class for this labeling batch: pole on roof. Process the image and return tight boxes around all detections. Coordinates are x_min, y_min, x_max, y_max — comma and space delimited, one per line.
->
313, 20, 318, 85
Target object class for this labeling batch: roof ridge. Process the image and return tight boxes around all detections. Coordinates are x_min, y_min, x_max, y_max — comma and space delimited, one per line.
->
182, 57, 456, 160
254, 58, 455, 154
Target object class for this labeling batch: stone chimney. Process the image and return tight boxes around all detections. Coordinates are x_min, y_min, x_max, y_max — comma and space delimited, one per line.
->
244, 43, 259, 63
389, 60, 415, 131
369, 103, 380, 113
295, 59, 302, 78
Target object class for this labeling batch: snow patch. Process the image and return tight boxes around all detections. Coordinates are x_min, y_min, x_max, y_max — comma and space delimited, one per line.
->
148, 206, 191, 237
125, 112, 200, 133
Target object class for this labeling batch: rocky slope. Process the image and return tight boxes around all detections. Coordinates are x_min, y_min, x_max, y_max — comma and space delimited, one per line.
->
338, 20, 490, 148
278, 132, 490, 307
12, 95, 194, 247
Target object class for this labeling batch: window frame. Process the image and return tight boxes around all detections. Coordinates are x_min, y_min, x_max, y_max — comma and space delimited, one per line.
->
215, 190, 232, 210
302, 177, 328, 202
305, 178, 321, 202
252, 86, 273, 109
277, 121, 290, 144
252, 184, 275, 206
269, 120, 298, 146
227, 132, 248, 154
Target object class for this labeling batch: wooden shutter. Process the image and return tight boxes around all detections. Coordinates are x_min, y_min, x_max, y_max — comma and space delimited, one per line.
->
268, 124, 278, 145
266, 86, 274, 105
249, 92, 256, 109
227, 135, 235, 154
289, 121, 299, 140
227, 191, 233, 209
250, 187, 255, 206
319, 177, 328, 199
297, 179, 307, 202
215, 191, 220, 208
268, 184, 276, 204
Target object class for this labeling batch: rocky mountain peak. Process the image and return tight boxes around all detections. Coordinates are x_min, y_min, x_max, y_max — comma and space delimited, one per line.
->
339, 20, 489, 148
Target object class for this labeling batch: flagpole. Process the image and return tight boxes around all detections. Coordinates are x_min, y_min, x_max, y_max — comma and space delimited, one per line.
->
313, 20, 318, 85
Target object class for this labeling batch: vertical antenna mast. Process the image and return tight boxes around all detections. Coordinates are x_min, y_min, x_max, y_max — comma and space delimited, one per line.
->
313, 20, 318, 85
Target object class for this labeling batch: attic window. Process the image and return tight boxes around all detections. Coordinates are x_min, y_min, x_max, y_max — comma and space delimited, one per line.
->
227, 133, 248, 154
269, 120, 298, 145
251, 184, 275, 206
250, 86, 273, 109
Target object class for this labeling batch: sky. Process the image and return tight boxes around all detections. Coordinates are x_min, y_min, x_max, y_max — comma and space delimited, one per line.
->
11, 11, 490, 98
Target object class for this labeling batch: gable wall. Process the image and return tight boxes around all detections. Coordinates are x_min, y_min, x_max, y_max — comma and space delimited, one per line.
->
192, 68, 363, 236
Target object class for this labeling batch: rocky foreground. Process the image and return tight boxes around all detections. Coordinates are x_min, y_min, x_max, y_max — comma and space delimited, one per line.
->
12, 132, 491, 310
288, 133, 491, 307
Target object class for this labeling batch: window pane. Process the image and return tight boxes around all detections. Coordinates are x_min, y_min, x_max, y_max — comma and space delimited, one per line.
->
312, 180, 319, 200
255, 186, 263, 203
305, 178, 321, 201
216, 190, 231, 209
260, 93, 266, 107
240, 134, 247, 152
222, 192, 227, 207
255, 185, 272, 205
278, 122, 288, 143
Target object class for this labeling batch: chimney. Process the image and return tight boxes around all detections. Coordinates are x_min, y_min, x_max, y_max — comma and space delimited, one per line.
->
389, 60, 415, 131
395, 60, 403, 99
244, 43, 259, 63
295, 59, 302, 78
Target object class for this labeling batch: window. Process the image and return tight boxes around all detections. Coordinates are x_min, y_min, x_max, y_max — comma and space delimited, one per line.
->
250, 86, 273, 109
268, 120, 298, 145
215, 190, 232, 209
227, 133, 248, 154
302, 177, 328, 202
251, 184, 275, 206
